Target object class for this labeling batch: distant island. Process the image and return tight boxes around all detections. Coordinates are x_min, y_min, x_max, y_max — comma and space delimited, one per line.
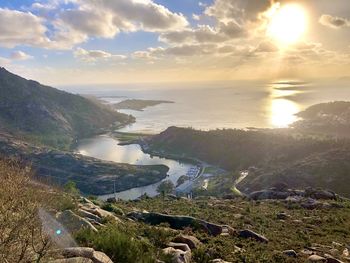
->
114, 99, 174, 111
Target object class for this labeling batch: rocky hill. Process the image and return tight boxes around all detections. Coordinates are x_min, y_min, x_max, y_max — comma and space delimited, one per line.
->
0, 68, 134, 149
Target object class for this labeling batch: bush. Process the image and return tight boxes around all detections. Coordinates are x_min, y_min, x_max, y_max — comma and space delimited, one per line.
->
101, 203, 124, 216
0, 159, 53, 262
75, 224, 156, 263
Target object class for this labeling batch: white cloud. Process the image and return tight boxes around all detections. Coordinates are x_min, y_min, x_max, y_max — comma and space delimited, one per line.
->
74, 47, 127, 62
319, 14, 350, 29
10, 51, 34, 61
0, 8, 49, 48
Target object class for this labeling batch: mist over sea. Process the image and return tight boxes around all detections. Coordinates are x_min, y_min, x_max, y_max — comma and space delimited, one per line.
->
62, 79, 350, 134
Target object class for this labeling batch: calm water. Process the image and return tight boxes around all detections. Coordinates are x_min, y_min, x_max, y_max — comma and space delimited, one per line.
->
69, 80, 350, 133
76, 135, 193, 200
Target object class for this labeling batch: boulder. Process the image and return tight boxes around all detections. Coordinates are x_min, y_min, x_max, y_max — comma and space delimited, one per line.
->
324, 254, 344, 263
172, 235, 202, 249
79, 204, 121, 223
308, 255, 327, 262
283, 250, 298, 257
61, 247, 95, 258
305, 188, 337, 200
162, 247, 191, 263
167, 242, 191, 252
77, 209, 102, 223
91, 251, 113, 263
238, 229, 268, 243
210, 260, 232, 263
49, 258, 93, 263
56, 211, 98, 233
127, 211, 230, 236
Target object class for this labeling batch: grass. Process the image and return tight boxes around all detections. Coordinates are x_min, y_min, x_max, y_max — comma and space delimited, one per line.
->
111, 197, 350, 262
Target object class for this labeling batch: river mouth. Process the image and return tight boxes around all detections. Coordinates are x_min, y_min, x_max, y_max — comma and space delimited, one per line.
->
76, 135, 195, 200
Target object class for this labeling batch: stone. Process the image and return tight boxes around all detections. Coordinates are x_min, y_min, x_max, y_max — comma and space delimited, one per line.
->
162, 247, 191, 263
277, 212, 290, 220
49, 258, 93, 263
91, 251, 113, 263
324, 254, 344, 263
56, 210, 98, 233
127, 211, 230, 236
308, 255, 327, 262
172, 235, 202, 249
61, 247, 95, 259
210, 259, 232, 263
283, 250, 298, 257
238, 229, 268, 243
167, 242, 191, 252
78, 209, 102, 223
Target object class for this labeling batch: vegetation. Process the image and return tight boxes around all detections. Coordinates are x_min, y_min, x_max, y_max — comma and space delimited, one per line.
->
157, 180, 175, 196
113, 196, 350, 263
148, 126, 350, 196
0, 68, 134, 150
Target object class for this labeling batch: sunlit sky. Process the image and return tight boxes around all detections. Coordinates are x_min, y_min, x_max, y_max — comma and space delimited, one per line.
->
0, 0, 350, 86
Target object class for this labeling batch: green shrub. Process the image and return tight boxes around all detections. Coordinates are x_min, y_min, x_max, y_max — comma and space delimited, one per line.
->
101, 203, 124, 216
75, 224, 156, 263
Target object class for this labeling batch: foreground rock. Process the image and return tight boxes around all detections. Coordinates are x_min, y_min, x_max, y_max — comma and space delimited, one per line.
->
172, 235, 202, 249
49, 247, 113, 263
238, 229, 269, 243
127, 211, 234, 236
162, 247, 191, 263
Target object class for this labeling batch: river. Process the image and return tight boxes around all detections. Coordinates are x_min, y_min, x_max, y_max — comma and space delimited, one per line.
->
76, 135, 194, 200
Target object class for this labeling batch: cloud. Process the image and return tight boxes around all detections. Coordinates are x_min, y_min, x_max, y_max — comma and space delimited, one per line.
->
10, 51, 33, 61
0, 8, 49, 48
319, 14, 350, 29
74, 47, 127, 62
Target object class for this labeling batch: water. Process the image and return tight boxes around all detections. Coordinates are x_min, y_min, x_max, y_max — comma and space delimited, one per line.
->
76, 135, 193, 200
66, 80, 350, 133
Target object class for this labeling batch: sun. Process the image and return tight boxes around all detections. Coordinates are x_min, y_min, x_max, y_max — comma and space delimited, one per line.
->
267, 4, 308, 46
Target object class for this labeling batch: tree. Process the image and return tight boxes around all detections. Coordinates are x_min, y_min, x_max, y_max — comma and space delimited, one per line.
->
64, 180, 80, 195
156, 180, 175, 197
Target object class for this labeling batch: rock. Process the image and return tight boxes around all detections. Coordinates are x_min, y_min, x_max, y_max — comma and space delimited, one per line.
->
172, 235, 202, 249
342, 248, 349, 257
78, 209, 102, 223
277, 212, 290, 220
305, 188, 337, 200
324, 254, 344, 263
91, 251, 113, 263
283, 250, 298, 257
56, 211, 98, 233
238, 229, 268, 243
308, 255, 327, 262
49, 258, 93, 263
249, 190, 290, 200
61, 247, 95, 258
329, 249, 340, 257
162, 247, 191, 263
210, 259, 232, 263
79, 204, 121, 223
301, 198, 324, 210
127, 211, 230, 236
167, 242, 191, 252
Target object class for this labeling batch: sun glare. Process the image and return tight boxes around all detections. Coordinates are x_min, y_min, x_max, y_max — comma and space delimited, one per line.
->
268, 4, 308, 46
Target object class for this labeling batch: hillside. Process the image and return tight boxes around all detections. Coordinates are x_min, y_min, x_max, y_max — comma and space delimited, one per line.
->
146, 125, 350, 196
0, 68, 134, 149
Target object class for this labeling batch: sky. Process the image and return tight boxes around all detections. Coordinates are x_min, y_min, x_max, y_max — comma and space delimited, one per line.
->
0, 0, 350, 86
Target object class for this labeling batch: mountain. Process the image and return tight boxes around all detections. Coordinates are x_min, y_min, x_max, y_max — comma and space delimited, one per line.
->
0, 68, 134, 149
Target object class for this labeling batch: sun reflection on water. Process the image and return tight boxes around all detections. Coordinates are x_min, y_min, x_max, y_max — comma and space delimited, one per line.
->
269, 82, 302, 128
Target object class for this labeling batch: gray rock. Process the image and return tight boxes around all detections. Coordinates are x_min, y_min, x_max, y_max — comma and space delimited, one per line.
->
238, 229, 268, 243
277, 212, 290, 220
127, 211, 229, 236
49, 258, 93, 263
61, 247, 95, 259
210, 259, 232, 263
78, 209, 102, 223
162, 247, 191, 263
91, 251, 113, 263
172, 235, 202, 249
283, 250, 297, 257
56, 211, 98, 233
167, 242, 191, 252
308, 255, 327, 262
